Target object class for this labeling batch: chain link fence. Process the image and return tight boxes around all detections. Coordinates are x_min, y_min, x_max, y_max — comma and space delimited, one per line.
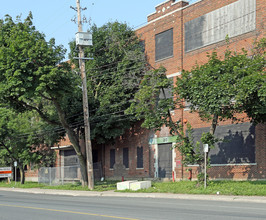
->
38, 162, 103, 185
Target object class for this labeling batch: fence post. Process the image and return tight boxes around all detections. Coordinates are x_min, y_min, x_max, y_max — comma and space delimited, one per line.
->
49, 167, 51, 186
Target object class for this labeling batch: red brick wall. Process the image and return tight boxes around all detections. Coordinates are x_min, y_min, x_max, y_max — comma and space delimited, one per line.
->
136, 0, 265, 180
103, 121, 154, 179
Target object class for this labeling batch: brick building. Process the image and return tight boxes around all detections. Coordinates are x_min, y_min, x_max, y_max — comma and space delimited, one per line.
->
25, 0, 265, 182
132, 0, 265, 181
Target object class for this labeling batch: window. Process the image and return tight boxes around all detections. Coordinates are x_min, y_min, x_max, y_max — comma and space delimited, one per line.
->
123, 148, 129, 169
139, 40, 145, 53
137, 146, 143, 168
158, 77, 174, 111
155, 28, 173, 61
93, 149, 98, 169
110, 149, 115, 169
64, 149, 79, 166
92, 150, 98, 163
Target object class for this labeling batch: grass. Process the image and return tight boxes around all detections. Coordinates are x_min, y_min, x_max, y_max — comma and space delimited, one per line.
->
129, 181, 266, 196
0, 180, 265, 196
0, 180, 117, 192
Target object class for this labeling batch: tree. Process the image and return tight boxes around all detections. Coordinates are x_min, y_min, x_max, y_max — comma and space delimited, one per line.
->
0, 108, 56, 184
0, 14, 90, 186
176, 40, 265, 176
0, 16, 147, 186
126, 67, 180, 135
69, 22, 147, 144
129, 38, 265, 178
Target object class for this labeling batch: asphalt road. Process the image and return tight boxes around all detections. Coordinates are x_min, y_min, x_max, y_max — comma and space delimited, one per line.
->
0, 191, 266, 220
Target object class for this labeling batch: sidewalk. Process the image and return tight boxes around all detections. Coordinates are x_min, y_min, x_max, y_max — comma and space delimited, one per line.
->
0, 187, 265, 204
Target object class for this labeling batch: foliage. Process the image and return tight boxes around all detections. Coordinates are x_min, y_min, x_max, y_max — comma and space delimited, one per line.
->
176, 39, 266, 125
70, 22, 147, 144
0, 108, 56, 183
234, 38, 266, 124
176, 123, 203, 166
175, 38, 265, 177
126, 67, 179, 134
0, 13, 90, 185
196, 173, 209, 185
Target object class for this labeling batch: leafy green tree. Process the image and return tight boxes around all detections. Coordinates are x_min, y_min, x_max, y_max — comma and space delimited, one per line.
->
0, 14, 90, 186
0, 108, 55, 184
0, 16, 148, 186
69, 22, 147, 144
176, 40, 265, 175
126, 67, 180, 135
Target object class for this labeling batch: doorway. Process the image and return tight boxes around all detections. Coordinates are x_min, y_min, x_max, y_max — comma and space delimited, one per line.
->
158, 143, 173, 178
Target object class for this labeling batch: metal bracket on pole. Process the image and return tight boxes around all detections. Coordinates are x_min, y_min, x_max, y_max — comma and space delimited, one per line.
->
73, 57, 94, 60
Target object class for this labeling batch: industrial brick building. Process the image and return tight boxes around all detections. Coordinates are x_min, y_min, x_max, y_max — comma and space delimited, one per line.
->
26, 0, 265, 182
134, 0, 265, 181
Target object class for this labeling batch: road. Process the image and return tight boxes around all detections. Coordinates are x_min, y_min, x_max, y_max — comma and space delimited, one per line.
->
0, 191, 266, 220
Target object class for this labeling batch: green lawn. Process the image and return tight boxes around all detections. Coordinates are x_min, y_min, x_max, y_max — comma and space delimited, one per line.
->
0, 180, 117, 192
133, 181, 266, 196
0, 180, 265, 196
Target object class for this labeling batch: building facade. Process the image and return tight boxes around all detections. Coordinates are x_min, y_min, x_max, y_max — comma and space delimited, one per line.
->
25, 0, 265, 182
133, 0, 265, 180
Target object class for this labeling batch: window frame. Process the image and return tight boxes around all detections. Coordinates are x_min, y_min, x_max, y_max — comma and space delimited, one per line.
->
110, 149, 115, 169
155, 28, 174, 62
137, 146, 144, 169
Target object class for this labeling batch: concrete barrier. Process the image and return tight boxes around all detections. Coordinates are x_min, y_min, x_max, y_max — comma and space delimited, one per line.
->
129, 181, 152, 191
117, 180, 137, 190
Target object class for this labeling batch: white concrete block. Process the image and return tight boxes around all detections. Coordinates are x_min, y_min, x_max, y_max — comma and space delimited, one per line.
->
129, 181, 152, 191
117, 180, 137, 190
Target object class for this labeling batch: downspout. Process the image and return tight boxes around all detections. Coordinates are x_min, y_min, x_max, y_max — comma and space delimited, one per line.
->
180, 4, 184, 181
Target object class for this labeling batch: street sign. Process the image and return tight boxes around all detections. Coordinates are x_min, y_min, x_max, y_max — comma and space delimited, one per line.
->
0, 167, 12, 178
203, 144, 209, 153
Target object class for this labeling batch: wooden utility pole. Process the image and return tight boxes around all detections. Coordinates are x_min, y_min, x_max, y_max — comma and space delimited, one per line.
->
76, 0, 94, 189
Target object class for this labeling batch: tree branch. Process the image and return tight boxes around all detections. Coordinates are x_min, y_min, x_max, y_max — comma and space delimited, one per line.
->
15, 99, 61, 126
0, 141, 17, 162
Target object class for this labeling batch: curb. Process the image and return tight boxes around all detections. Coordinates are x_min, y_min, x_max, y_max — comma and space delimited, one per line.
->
0, 187, 265, 204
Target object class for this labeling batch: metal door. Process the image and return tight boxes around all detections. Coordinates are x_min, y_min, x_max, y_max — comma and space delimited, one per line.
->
158, 143, 172, 178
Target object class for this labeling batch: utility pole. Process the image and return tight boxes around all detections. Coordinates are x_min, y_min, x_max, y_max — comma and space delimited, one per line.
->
75, 0, 94, 189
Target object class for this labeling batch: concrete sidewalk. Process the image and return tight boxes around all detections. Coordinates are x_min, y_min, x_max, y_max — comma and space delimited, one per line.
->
0, 187, 265, 204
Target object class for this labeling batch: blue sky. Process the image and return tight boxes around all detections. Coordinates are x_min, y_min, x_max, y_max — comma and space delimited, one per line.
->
1, 0, 197, 58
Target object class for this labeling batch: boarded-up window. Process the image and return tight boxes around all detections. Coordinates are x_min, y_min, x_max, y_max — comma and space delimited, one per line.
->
185, 0, 256, 52
123, 148, 129, 168
64, 149, 79, 166
137, 146, 143, 168
189, 122, 255, 164
110, 149, 115, 169
155, 28, 173, 61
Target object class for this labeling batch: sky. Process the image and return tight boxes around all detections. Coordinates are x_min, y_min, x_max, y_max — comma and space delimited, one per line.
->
1, 0, 197, 58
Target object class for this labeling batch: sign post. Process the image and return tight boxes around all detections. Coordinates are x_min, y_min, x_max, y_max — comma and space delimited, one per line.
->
203, 144, 209, 189
14, 161, 17, 185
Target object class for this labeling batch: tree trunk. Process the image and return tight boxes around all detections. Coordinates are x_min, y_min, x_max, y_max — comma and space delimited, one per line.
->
52, 98, 88, 186
18, 164, 25, 184
210, 114, 218, 135
199, 114, 219, 181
